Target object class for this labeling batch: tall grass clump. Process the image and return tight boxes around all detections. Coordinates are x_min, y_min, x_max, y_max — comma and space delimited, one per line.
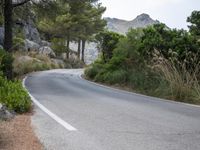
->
13, 51, 62, 76
153, 51, 200, 103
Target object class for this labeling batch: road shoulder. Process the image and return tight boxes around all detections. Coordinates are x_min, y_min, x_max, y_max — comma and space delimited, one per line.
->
0, 112, 43, 150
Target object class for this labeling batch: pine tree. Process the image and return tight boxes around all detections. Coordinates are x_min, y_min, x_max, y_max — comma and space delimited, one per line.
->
2, 0, 31, 79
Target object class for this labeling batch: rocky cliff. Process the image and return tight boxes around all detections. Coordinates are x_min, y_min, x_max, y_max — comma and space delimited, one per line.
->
105, 13, 159, 34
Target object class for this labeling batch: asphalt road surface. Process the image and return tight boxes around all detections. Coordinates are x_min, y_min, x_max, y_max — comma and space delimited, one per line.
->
24, 69, 200, 150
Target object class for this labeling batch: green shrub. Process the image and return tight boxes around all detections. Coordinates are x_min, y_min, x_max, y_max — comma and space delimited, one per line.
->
51, 38, 66, 56
0, 75, 31, 113
65, 58, 85, 68
104, 70, 127, 84
0, 49, 14, 78
0, 15, 3, 26
94, 72, 105, 82
128, 69, 165, 95
13, 37, 25, 50
85, 62, 104, 79
85, 66, 99, 79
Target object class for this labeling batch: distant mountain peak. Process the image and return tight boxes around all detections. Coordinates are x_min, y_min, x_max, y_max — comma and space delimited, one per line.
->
105, 13, 159, 34
134, 13, 151, 21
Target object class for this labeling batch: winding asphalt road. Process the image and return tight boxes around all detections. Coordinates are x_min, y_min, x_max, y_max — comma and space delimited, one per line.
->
24, 69, 200, 150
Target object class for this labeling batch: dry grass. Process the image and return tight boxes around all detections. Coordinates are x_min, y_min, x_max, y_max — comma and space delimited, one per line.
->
0, 113, 43, 150
13, 51, 62, 76
153, 51, 200, 103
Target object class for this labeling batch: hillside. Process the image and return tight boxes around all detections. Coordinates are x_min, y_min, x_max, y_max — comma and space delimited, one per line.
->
105, 13, 159, 34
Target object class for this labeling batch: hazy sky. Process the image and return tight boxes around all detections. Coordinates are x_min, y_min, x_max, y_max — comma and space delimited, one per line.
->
100, 0, 200, 29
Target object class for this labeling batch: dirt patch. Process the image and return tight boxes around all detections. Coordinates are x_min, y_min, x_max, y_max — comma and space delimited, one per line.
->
0, 113, 43, 150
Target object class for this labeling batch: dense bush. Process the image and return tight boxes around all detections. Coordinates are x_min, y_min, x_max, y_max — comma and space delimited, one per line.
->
51, 38, 67, 56
85, 62, 104, 79
0, 74, 31, 113
13, 37, 25, 50
95, 31, 124, 63
0, 48, 14, 79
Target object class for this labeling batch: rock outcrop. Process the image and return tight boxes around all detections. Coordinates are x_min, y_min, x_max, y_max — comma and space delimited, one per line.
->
69, 42, 99, 65
39, 46, 56, 58
0, 103, 15, 120
23, 19, 41, 44
105, 13, 159, 34
25, 39, 40, 51
40, 40, 51, 47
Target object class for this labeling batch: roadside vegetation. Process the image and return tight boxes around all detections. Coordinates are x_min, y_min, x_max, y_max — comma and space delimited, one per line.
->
85, 11, 200, 104
0, 48, 31, 113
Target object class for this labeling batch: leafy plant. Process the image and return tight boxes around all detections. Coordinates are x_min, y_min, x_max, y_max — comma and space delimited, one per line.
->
0, 75, 31, 113
0, 48, 14, 78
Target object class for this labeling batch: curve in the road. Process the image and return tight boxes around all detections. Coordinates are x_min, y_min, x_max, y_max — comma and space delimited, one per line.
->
24, 69, 200, 150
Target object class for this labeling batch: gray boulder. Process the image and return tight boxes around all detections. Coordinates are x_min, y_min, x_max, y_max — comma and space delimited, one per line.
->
23, 19, 41, 44
0, 27, 4, 45
39, 46, 56, 58
25, 39, 40, 51
0, 103, 15, 120
0, 45, 3, 49
40, 40, 51, 47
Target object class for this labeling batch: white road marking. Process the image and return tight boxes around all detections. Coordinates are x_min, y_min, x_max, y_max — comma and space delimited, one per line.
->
22, 76, 77, 131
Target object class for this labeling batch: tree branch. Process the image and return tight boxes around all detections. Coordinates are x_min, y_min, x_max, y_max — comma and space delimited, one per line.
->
12, 0, 31, 7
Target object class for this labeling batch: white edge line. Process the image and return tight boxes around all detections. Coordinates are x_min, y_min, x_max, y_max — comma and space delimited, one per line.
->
79, 73, 200, 109
22, 76, 77, 131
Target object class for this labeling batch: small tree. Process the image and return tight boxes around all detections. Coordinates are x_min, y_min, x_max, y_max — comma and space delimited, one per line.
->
95, 31, 124, 63
187, 11, 200, 38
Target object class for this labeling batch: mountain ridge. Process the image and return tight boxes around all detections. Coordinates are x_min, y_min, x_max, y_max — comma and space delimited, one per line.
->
105, 13, 159, 34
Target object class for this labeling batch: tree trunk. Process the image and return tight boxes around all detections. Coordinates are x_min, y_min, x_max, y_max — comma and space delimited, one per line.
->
67, 38, 70, 59
81, 40, 85, 62
77, 39, 81, 59
4, 0, 13, 80
4, 0, 13, 52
